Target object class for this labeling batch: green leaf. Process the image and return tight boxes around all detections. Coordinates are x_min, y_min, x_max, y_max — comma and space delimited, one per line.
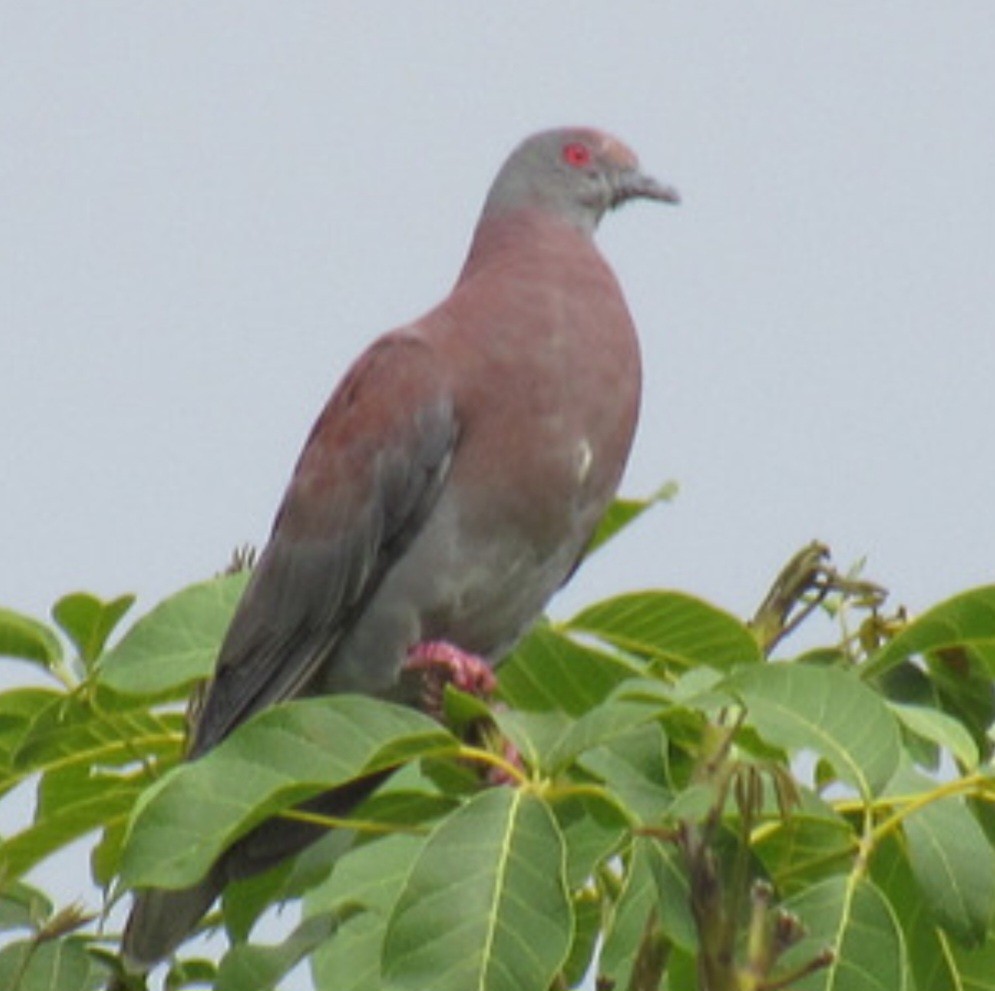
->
782, 875, 908, 991
489, 708, 572, 772
0, 936, 108, 991
219, 860, 297, 946
551, 791, 629, 887
498, 624, 642, 716
724, 664, 902, 799
164, 957, 218, 990
216, 911, 351, 991
52, 592, 134, 667
598, 837, 658, 988
98, 572, 250, 698
948, 939, 995, 990
306, 832, 426, 991
665, 947, 699, 991
561, 890, 601, 987
0, 608, 62, 669
222, 798, 433, 941
586, 484, 676, 556
888, 701, 979, 769
382, 788, 572, 991
544, 694, 669, 772
0, 882, 53, 933
890, 763, 995, 945
0, 688, 62, 774
13, 697, 182, 777
568, 590, 762, 672
120, 696, 456, 889
90, 818, 128, 889
870, 832, 961, 991
351, 789, 459, 839
752, 811, 855, 897
1, 768, 146, 882
0, 690, 182, 881
864, 584, 995, 680
578, 721, 672, 824
645, 838, 697, 951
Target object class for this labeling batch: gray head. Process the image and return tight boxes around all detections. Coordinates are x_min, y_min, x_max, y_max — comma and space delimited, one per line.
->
481, 127, 679, 234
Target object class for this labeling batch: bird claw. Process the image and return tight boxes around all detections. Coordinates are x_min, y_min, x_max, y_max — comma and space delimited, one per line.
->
404, 641, 497, 710
404, 642, 525, 784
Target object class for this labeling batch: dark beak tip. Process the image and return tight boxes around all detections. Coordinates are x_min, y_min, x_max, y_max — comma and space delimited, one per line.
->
646, 178, 680, 205
617, 170, 680, 206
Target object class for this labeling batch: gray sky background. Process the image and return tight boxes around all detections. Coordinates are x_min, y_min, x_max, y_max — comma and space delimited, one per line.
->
2, 0, 994, 976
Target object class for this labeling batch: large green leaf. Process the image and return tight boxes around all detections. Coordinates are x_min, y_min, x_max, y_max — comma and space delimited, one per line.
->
870, 832, 960, 991
306, 832, 427, 991
948, 939, 995, 990
864, 585, 995, 680
890, 763, 995, 945
382, 788, 572, 991
120, 696, 456, 889
724, 664, 901, 799
52, 592, 134, 667
498, 624, 642, 715
97, 572, 249, 697
568, 590, 762, 671
783, 874, 908, 991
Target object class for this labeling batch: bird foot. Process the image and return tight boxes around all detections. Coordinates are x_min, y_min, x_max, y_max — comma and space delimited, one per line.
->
404, 641, 523, 785
404, 640, 497, 718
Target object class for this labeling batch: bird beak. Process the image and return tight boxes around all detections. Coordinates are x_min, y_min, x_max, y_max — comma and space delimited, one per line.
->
611, 169, 681, 207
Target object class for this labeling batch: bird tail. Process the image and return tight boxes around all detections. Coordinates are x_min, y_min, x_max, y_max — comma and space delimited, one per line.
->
121, 867, 224, 972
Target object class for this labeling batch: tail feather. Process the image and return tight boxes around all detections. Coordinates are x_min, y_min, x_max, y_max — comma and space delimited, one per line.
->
121, 867, 223, 971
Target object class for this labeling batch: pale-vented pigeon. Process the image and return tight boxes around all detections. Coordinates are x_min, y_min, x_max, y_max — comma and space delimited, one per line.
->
122, 126, 678, 969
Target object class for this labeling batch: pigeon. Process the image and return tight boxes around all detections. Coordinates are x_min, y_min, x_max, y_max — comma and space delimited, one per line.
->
121, 126, 678, 970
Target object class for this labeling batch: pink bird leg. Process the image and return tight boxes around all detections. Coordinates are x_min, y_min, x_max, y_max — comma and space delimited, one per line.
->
404, 641, 523, 784
404, 640, 497, 716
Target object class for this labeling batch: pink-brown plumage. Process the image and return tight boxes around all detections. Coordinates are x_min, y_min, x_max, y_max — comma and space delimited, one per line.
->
122, 126, 677, 970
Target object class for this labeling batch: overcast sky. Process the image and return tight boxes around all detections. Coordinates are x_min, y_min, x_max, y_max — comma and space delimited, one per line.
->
2, 0, 994, 972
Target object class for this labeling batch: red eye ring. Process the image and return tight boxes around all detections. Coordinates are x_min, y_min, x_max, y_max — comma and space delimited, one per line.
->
562, 142, 592, 168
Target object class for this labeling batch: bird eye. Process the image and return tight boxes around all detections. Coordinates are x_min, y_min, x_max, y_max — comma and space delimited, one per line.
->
562, 142, 592, 168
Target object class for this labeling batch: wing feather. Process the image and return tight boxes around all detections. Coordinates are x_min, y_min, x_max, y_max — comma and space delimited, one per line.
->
189, 333, 457, 756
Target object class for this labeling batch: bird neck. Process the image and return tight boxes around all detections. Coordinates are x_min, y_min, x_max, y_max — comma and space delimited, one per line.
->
457, 208, 597, 285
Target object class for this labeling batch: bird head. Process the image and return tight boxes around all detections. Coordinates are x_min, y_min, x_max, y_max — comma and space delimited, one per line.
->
482, 127, 679, 233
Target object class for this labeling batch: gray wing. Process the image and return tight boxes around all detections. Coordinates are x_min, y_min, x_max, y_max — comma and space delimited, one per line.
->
189, 333, 457, 757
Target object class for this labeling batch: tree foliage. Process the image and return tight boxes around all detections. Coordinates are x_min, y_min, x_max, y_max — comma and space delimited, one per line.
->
2, 501, 995, 990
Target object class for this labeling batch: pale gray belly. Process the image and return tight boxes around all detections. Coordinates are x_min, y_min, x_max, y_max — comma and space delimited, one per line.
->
315, 488, 586, 696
